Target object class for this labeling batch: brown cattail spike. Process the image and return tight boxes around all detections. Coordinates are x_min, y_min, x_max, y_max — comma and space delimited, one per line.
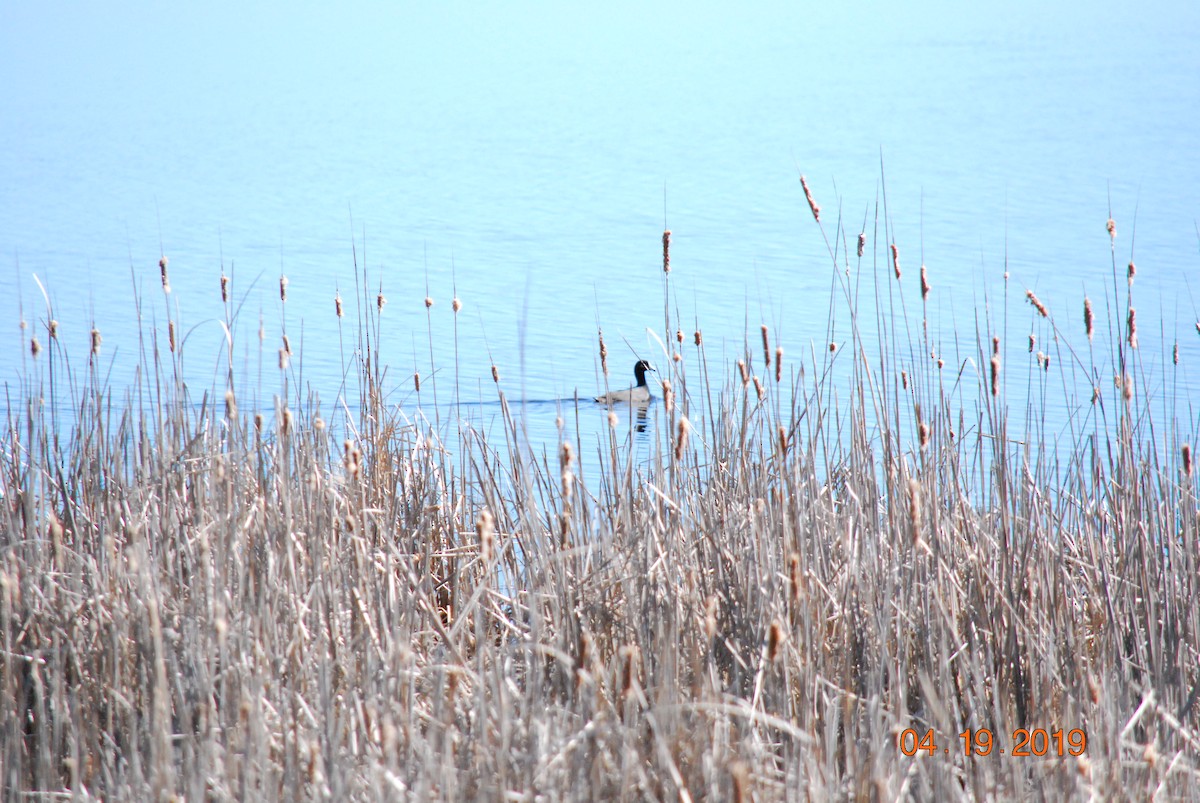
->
800, 175, 820, 222
662, 230, 671, 274
990, 355, 1001, 397
761, 325, 771, 369
1029, 334, 1036, 353
775, 347, 783, 382
491, 365, 500, 383
674, 417, 689, 461
767, 620, 784, 661
335, 293, 343, 318
169, 321, 176, 353
891, 243, 901, 279
693, 329, 702, 346
992, 336, 1000, 356
1085, 298, 1095, 341
159, 256, 170, 293
598, 329, 608, 377
414, 372, 421, 392
452, 297, 461, 313
48, 320, 57, 340
1127, 261, 1136, 285
1106, 218, 1116, 239
857, 232, 866, 258
1182, 444, 1193, 477
378, 292, 387, 312
737, 359, 749, 386
424, 296, 433, 308
30, 337, 40, 358
279, 275, 288, 302
920, 265, 930, 300
221, 274, 229, 303
1027, 290, 1048, 318
1127, 308, 1138, 348
91, 328, 102, 355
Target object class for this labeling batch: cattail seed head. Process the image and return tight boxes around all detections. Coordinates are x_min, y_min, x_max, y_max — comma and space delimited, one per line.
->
159, 256, 170, 293
761, 325, 771, 369
221, 274, 229, 303
891, 243, 901, 280
990, 355, 1001, 397
1127, 261, 1136, 285
788, 554, 802, 602
918, 421, 930, 450
314, 416, 325, 431
937, 357, 944, 369
91, 328, 101, 355
674, 416, 690, 461
280, 408, 292, 435
279, 275, 288, 302
452, 297, 461, 313
767, 620, 784, 662
491, 364, 500, 383
829, 342, 837, 353
1029, 334, 1036, 353
477, 509, 495, 562
225, 390, 237, 419
168, 321, 176, 353
1027, 290, 1048, 318
620, 644, 640, 699
920, 264, 930, 299
992, 336, 1000, 356
424, 296, 433, 309
335, 292, 343, 317
775, 347, 783, 382
48, 320, 57, 340
1183, 444, 1193, 477
377, 292, 387, 311
1123, 373, 1133, 401
800, 175, 820, 222
576, 631, 592, 688
30, 337, 40, 358
1127, 307, 1138, 348
694, 329, 702, 346
254, 413, 263, 433
598, 329, 608, 376
737, 359, 749, 386
1106, 218, 1116, 239
907, 478, 922, 537
1085, 298, 1095, 341
901, 370, 908, 389
662, 229, 671, 274
282, 334, 291, 355
607, 411, 618, 429
662, 379, 673, 412
1173, 343, 1179, 365
704, 596, 718, 639
413, 372, 420, 392
560, 440, 575, 469
857, 232, 866, 258
778, 424, 788, 455
278, 348, 289, 370
753, 376, 765, 401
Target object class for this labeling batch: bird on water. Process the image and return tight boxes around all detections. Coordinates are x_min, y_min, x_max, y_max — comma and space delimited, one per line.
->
595, 360, 656, 404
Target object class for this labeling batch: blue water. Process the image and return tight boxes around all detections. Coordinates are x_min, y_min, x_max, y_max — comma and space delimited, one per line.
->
3, 1, 1199, 459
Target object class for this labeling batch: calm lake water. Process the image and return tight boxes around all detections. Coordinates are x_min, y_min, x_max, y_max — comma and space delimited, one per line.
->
3, 1, 1199, 463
